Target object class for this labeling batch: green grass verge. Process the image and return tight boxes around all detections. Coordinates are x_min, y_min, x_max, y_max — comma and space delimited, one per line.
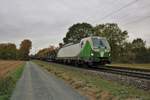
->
0, 63, 25, 100
34, 60, 150, 100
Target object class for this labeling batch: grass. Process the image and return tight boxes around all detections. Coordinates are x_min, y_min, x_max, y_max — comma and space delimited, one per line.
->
107, 63, 150, 70
34, 60, 150, 100
0, 61, 25, 100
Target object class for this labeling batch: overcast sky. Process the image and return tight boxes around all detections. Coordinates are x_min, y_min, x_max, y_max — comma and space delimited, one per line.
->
0, 0, 150, 54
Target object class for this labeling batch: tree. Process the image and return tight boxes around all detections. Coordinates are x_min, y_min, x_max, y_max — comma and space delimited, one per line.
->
0, 43, 17, 59
132, 38, 145, 48
94, 23, 128, 62
120, 42, 136, 63
36, 45, 57, 60
19, 39, 32, 60
63, 22, 93, 44
59, 43, 64, 48
147, 48, 150, 63
131, 38, 148, 63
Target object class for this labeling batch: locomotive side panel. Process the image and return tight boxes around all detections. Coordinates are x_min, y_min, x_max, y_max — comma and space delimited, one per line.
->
57, 43, 81, 59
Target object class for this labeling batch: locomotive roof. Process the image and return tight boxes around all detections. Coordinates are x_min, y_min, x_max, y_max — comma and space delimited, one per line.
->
62, 36, 106, 48
62, 41, 80, 48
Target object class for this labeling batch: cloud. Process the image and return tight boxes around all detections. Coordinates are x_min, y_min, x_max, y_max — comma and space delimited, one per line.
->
0, 0, 150, 54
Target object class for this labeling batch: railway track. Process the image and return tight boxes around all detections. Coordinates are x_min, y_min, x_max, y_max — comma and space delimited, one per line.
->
40, 60, 150, 90
91, 66, 150, 80
43, 60, 150, 80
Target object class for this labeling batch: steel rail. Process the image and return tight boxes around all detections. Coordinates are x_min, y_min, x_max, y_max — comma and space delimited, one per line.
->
93, 66, 150, 80
42, 60, 150, 80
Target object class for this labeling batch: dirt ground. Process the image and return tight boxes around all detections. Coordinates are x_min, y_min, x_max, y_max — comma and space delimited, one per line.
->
0, 60, 24, 78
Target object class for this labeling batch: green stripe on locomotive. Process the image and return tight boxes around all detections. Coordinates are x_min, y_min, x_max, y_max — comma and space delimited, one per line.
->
80, 41, 92, 60
79, 40, 111, 63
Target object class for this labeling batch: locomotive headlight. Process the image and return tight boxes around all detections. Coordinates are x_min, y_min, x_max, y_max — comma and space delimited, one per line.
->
91, 53, 94, 56
105, 49, 110, 52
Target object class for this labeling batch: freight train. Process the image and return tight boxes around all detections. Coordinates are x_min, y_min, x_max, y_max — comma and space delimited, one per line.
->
56, 36, 111, 65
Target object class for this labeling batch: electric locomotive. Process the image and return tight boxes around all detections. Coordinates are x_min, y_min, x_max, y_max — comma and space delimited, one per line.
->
57, 36, 111, 65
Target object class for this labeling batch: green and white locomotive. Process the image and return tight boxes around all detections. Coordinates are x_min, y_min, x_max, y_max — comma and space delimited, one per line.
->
57, 36, 111, 65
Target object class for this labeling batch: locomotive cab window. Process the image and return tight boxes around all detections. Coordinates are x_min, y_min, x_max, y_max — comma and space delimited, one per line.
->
92, 38, 105, 48
101, 38, 110, 50
91, 37, 110, 50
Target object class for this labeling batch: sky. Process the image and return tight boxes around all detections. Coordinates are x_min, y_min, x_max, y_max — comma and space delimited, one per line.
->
0, 0, 150, 54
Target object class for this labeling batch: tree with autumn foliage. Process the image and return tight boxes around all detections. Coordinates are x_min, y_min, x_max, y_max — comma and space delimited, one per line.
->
0, 39, 32, 60
36, 45, 58, 60
0, 43, 17, 59
19, 39, 32, 60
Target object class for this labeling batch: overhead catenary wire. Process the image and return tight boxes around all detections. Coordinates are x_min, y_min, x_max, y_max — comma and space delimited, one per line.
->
99, 0, 150, 26
100, 0, 139, 21
118, 6, 150, 24
123, 16, 150, 26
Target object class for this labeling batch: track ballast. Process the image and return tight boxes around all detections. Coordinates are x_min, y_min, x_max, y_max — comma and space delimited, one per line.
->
90, 65, 150, 80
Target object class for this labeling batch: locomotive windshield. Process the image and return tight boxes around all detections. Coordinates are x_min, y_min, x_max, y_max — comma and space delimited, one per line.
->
92, 38, 110, 49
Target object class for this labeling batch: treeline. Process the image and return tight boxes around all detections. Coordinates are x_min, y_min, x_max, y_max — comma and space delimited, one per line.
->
0, 39, 32, 60
35, 46, 57, 60
36, 22, 150, 63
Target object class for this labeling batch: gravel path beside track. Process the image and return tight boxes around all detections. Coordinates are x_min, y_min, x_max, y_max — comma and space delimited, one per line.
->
11, 62, 87, 100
